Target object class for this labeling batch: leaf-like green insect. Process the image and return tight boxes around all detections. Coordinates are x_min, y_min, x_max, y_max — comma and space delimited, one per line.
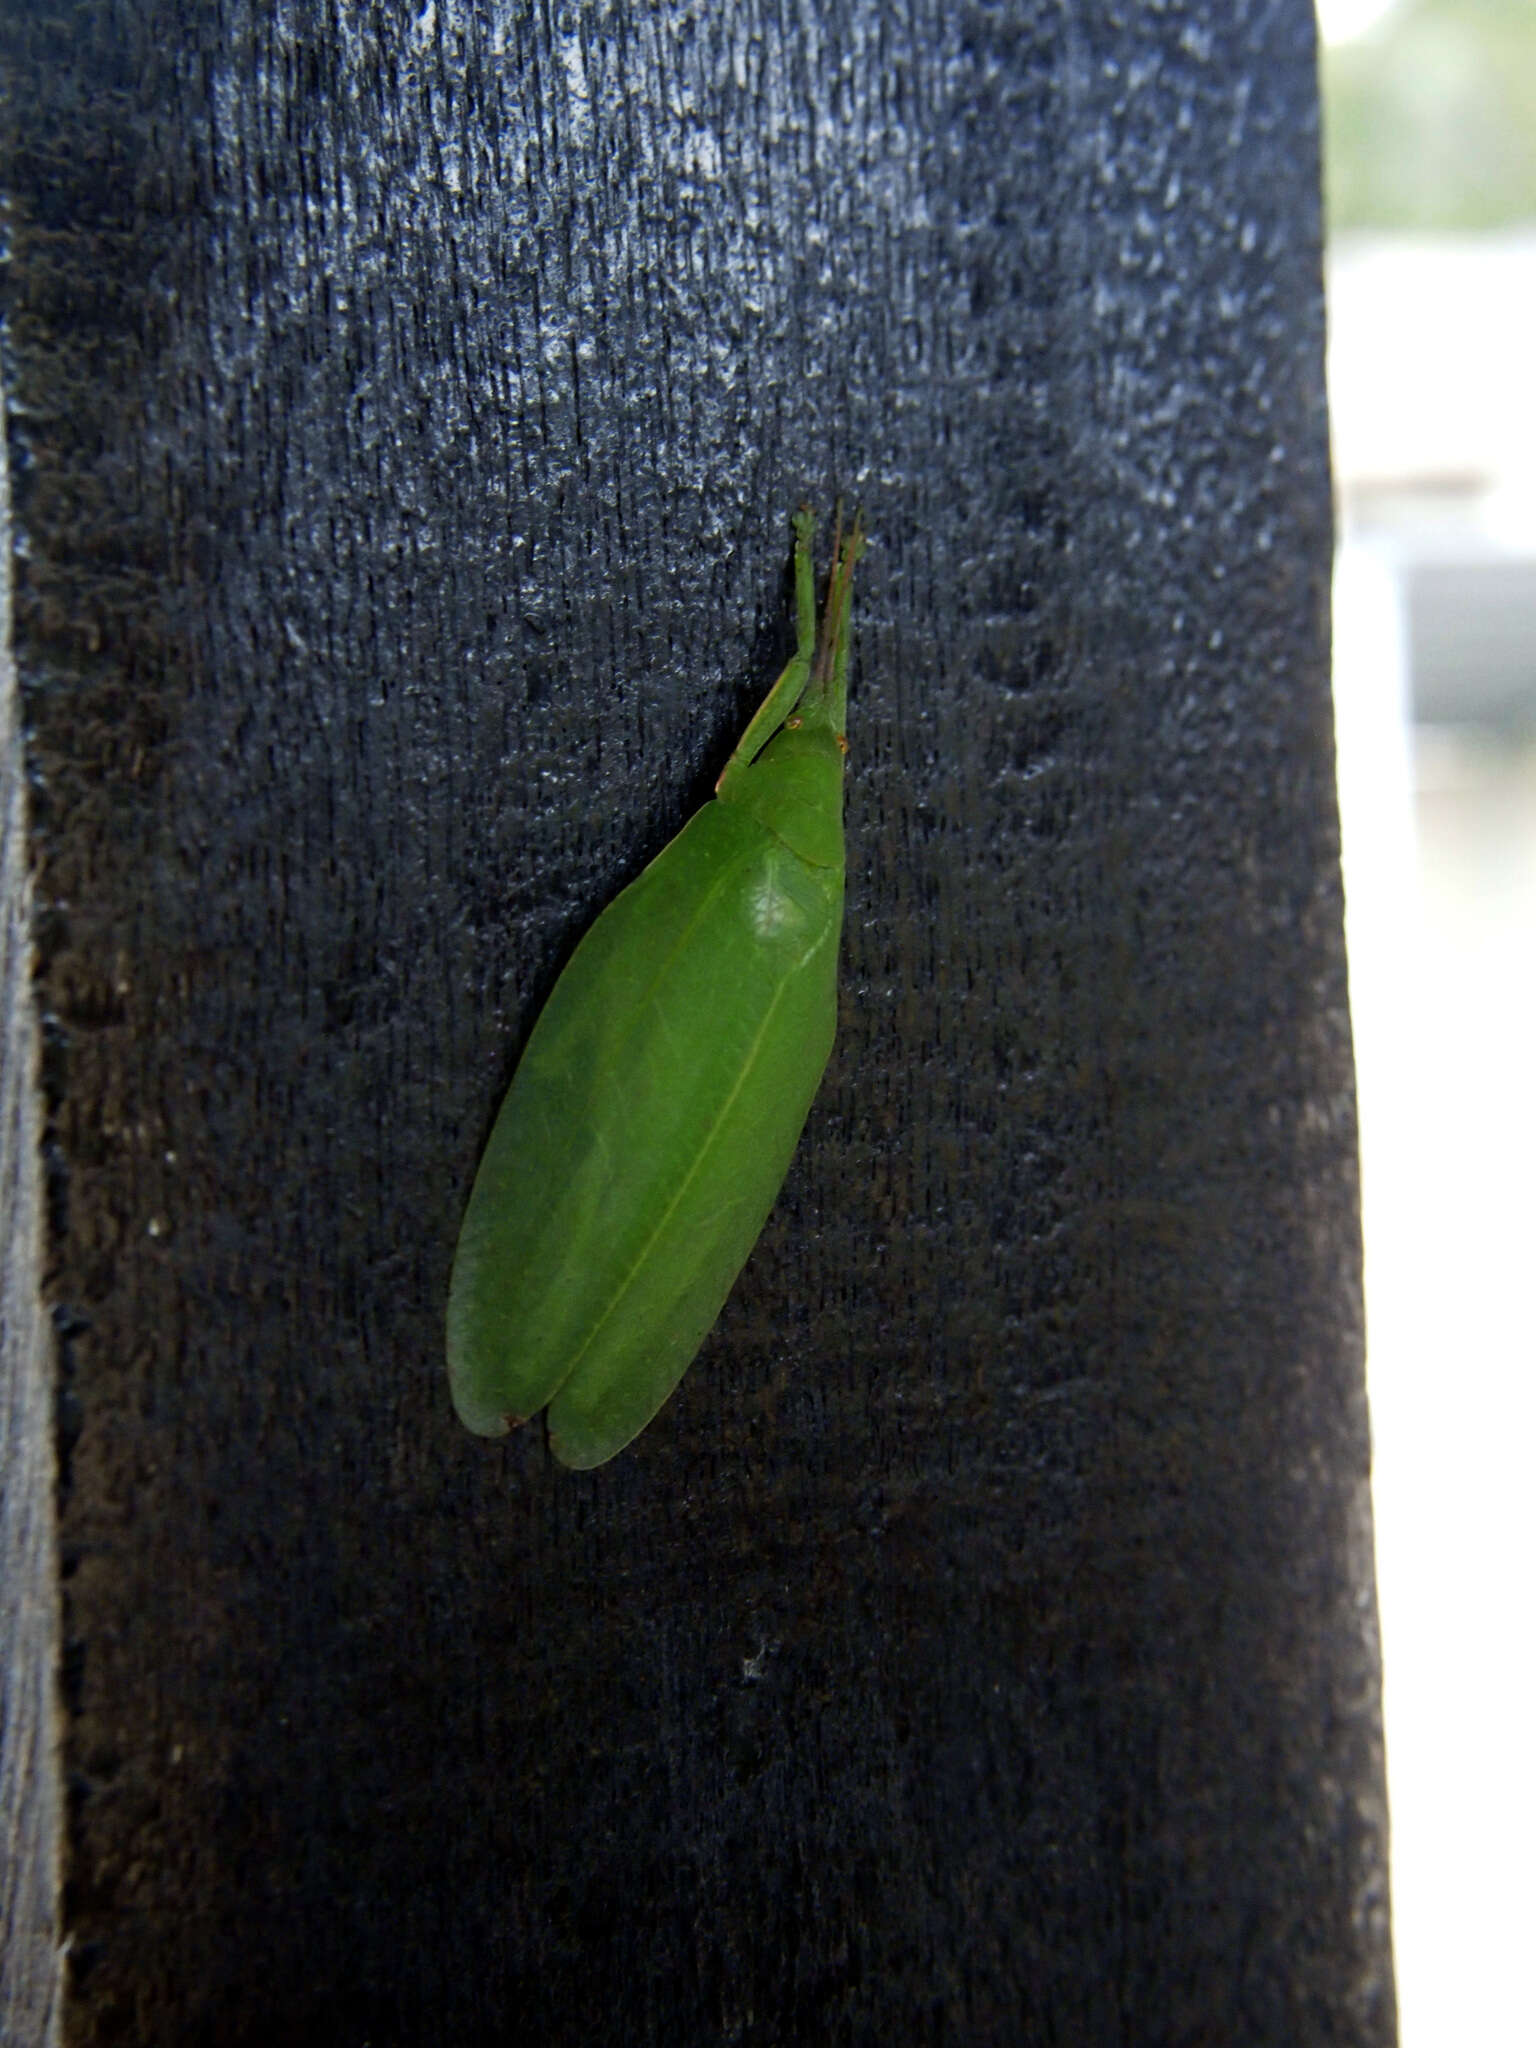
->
447, 507, 864, 1468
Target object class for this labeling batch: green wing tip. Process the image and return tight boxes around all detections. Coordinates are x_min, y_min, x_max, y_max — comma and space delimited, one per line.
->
548, 1421, 627, 1472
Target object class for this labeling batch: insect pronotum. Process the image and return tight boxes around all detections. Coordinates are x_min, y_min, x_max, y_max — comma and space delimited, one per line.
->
446, 507, 864, 1468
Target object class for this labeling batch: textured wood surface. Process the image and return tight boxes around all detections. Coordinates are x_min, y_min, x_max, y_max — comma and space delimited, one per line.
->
1, 417, 62, 2048
2, 1, 1394, 2042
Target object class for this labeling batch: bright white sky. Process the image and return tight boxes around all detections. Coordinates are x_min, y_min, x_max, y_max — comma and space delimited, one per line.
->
1315, 0, 1404, 45
1328, 231, 1536, 539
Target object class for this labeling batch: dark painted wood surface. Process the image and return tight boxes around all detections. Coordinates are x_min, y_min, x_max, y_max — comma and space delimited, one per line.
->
1, 2, 1394, 2041
1, 422, 61, 2047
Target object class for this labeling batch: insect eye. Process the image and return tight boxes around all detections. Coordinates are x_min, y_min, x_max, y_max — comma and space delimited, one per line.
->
836, 733, 849, 754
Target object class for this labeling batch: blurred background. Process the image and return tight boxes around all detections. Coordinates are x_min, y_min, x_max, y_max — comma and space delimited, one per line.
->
1318, 1, 1535, 2040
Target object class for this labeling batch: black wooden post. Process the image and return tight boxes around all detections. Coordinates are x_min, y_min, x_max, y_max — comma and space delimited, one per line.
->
2, 424, 61, 2045
2, 3, 1395, 2041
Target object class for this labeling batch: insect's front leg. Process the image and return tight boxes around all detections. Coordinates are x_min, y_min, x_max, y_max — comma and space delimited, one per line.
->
715, 507, 818, 798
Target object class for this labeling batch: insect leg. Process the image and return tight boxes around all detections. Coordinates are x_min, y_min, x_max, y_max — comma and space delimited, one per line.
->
826, 510, 865, 735
715, 508, 818, 797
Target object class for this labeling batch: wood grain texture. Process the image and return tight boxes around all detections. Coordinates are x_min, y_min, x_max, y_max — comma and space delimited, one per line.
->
2, 0, 1395, 2041
1, 385, 63, 2048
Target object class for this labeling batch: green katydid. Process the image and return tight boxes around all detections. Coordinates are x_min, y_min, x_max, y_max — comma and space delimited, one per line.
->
446, 507, 864, 1468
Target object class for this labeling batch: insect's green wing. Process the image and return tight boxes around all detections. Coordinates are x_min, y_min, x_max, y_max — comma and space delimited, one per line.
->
546, 811, 841, 1467
446, 795, 841, 1465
